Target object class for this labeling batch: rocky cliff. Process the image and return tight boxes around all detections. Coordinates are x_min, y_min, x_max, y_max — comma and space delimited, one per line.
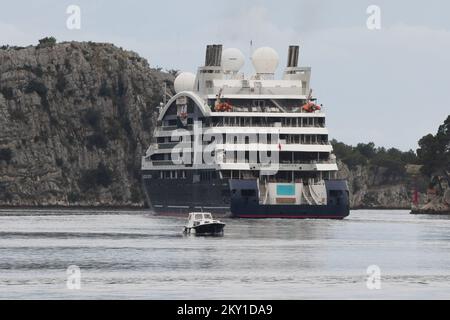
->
0, 41, 417, 209
337, 161, 418, 209
0, 41, 173, 207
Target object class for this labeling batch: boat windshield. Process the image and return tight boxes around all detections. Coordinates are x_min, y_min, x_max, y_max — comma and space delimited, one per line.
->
203, 213, 212, 220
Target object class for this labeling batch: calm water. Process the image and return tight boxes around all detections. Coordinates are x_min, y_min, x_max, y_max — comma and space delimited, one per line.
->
0, 209, 449, 300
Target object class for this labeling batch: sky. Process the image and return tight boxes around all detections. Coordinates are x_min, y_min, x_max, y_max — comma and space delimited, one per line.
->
1, 0, 449, 151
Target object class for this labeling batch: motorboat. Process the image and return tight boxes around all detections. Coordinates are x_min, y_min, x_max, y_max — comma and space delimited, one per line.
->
184, 212, 225, 236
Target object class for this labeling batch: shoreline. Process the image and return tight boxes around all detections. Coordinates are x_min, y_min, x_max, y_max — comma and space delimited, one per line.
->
0, 205, 412, 211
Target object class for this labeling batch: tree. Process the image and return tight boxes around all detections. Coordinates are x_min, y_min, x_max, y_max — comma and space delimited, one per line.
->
37, 37, 57, 48
417, 115, 450, 176
355, 142, 376, 159
331, 139, 418, 172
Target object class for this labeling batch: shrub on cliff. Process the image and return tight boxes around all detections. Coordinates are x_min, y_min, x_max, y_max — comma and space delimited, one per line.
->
0, 148, 13, 163
8, 107, 27, 122
86, 133, 108, 150
331, 140, 418, 173
99, 82, 113, 97
79, 163, 113, 191
331, 140, 367, 168
82, 108, 102, 130
25, 80, 48, 96
0, 87, 14, 100
417, 115, 450, 176
37, 37, 57, 49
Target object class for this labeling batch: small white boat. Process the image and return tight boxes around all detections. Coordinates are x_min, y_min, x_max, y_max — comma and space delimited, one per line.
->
184, 212, 225, 236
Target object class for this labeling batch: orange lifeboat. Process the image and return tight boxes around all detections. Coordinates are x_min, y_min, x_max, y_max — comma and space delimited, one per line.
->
215, 102, 233, 112
302, 102, 321, 113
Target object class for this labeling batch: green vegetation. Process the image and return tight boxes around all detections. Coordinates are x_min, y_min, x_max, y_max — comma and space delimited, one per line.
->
8, 107, 27, 122
99, 81, 113, 97
0, 148, 13, 163
331, 140, 418, 173
166, 69, 180, 77
25, 80, 48, 96
130, 186, 142, 203
55, 158, 64, 168
37, 37, 57, 49
82, 108, 102, 130
86, 133, 108, 150
0, 87, 14, 100
22, 64, 44, 77
79, 162, 113, 191
67, 192, 81, 203
417, 115, 450, 176
56, 72, 67, 92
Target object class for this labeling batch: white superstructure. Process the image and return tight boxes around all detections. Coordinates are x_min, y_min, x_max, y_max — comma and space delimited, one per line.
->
142, 45, 338, 206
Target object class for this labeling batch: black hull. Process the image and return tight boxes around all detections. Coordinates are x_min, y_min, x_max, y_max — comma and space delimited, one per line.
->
142, 174, 350, 219
230, 203, 349, 219
142, 173, 231, 215
187, 223, 225, 235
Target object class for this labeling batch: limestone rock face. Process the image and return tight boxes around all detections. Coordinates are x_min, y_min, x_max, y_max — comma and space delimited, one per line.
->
337, 160, 416, 209
0, 42, 173, 207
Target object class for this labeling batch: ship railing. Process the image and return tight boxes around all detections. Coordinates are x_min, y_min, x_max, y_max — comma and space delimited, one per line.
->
217, 108, 324, 114
211, 123, 326, 128
221, 159, 336, 166
279, 160, 334, 165
149, 160, 179, 166
159, 125, 195, 131
157, 142, 192, 149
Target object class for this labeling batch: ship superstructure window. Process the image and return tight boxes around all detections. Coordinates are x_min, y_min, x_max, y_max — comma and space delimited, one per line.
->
210, 116, 325, 128
200, 171, 217, 181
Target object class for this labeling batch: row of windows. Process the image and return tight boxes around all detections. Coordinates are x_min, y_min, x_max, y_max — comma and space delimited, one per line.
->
152, 170, 218, 181
162, 117, 324, 129
159, 171, 187, 179
157, 134, 328, 145
211, 116, 325, 128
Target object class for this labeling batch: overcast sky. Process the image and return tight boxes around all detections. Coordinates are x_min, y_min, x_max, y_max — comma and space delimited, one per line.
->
1, 0, 449, 151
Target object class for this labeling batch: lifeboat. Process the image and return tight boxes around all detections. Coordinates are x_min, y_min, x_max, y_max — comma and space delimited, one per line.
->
214, 102, 233, 112
302, 102, 321, 113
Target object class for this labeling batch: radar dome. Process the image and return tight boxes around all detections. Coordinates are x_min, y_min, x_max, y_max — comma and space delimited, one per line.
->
252, 47, 279, 74
174, 72, 196, 93
222, 48, 245, 73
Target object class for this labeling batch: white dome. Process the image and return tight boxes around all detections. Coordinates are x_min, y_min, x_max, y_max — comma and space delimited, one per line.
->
252, 47, 279, 74
174, 72, 196, 93
222, 48, 245, 73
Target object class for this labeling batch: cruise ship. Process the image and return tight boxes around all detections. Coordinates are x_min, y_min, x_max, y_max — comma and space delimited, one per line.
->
141, 44, 350, 219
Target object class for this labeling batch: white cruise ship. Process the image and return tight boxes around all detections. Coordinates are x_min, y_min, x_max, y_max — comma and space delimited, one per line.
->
141, 44, 349, 219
